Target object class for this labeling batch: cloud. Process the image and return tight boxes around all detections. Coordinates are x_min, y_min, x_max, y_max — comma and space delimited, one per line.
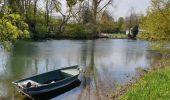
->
109, 0, 151, 19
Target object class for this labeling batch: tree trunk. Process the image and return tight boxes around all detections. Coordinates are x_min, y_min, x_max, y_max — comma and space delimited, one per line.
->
92, 0, 98, 25
58, 15, 69, 34
31, 0, 38, 39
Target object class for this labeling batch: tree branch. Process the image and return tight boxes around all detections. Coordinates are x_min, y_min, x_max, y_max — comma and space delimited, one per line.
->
157, 4, 170, 22
97, 0, 113, 13
52, 0, 64, 16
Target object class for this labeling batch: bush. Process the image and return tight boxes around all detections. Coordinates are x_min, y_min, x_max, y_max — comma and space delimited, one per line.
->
63, 23, 94, 38
0, 13, 30, 42
34, 23, 48, 39
139, 0, 170, 40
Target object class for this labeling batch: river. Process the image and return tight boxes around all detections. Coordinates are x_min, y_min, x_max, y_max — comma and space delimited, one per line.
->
0, 39, 161, 100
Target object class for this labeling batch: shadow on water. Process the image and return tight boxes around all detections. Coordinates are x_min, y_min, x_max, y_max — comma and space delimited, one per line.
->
22, 80, 81, 100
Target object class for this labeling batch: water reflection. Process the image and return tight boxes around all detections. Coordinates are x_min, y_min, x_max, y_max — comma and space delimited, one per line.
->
0, 39, 160, 100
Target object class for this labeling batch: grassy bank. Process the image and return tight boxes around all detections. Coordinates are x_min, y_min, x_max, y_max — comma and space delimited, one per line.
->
120, 66, 170, 100
109, 33, 128, 39
111, 59, 170, 100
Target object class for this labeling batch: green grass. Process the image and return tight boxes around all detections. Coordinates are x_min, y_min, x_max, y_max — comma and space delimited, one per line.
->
121, 67, 170, 100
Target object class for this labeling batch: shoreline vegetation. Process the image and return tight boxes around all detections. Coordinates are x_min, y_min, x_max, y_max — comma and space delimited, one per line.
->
0, 0, 136, 43
0, 0, 169, 43
112, 66, 170, 100
137, 0, 170, 41
33, 33, 129, 40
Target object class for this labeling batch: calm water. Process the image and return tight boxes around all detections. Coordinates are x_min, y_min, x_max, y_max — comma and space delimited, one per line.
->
0, 39, 160, 100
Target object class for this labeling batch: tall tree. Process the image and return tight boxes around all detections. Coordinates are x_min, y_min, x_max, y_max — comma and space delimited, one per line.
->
139, 0, 170, 40
100, 11, 115, 33
151, 0, 170, 22
52, 0, 81, 33
124, 7, 139, 32
117, 17, 124, 32
45, 0, 53, 34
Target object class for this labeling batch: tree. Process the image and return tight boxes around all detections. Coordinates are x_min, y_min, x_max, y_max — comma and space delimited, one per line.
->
151, 0, 170, 22
117, 17, 124, 32
44, 0, 54, 36
124, 7, 139, 33
99, 11, 115, 33
81, 1, 93, 24
139, 0, 170, 40
52, 0, 82, 34
91, 0, 114, 25
67, 0, 89, 24
0, 6, 30, 42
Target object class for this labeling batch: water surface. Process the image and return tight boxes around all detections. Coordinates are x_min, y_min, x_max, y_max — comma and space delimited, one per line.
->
0, 39, 160, 100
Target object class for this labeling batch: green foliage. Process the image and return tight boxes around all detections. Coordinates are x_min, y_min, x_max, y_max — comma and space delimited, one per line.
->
99, 11, 123, 33
63, 23, 92, 38
109, 33, 127, 38
0, 7, 30, 42
100, 11, 117, 33
118, 17, 124, 32
1, 0, 129, 39
8, 0, 22, 13
139, 0, 170, 40
82, 9, 93, 24
1, 41, 13, 51
34, 23, 48, 38
67, 0, 77, 7
67, 0, 84, 7
25, 9, 60, 39
34, 11, 48, 38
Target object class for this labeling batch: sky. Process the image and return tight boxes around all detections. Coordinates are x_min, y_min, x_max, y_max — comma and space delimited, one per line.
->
110, 0, 151, 19
38, 0, 151, 19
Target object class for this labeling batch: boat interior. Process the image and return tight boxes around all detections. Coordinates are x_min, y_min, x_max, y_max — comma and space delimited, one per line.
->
15, 68, 79, 88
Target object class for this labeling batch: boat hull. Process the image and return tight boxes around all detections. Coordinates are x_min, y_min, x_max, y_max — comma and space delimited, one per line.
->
30, 79, 81, 99
12, 65, 81, 98
25, 75, 79, 95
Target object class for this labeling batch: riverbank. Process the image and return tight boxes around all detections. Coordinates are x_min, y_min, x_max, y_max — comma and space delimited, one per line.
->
54, 33, 129, 39
111, 42, 170, 100
24, 33, 129, 41
121, 66, 170, 99
111, 59, 170, 100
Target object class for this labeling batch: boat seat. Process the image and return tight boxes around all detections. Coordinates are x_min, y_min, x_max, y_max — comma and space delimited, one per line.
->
61, 69, 79, 76
18, 80, 41, 88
